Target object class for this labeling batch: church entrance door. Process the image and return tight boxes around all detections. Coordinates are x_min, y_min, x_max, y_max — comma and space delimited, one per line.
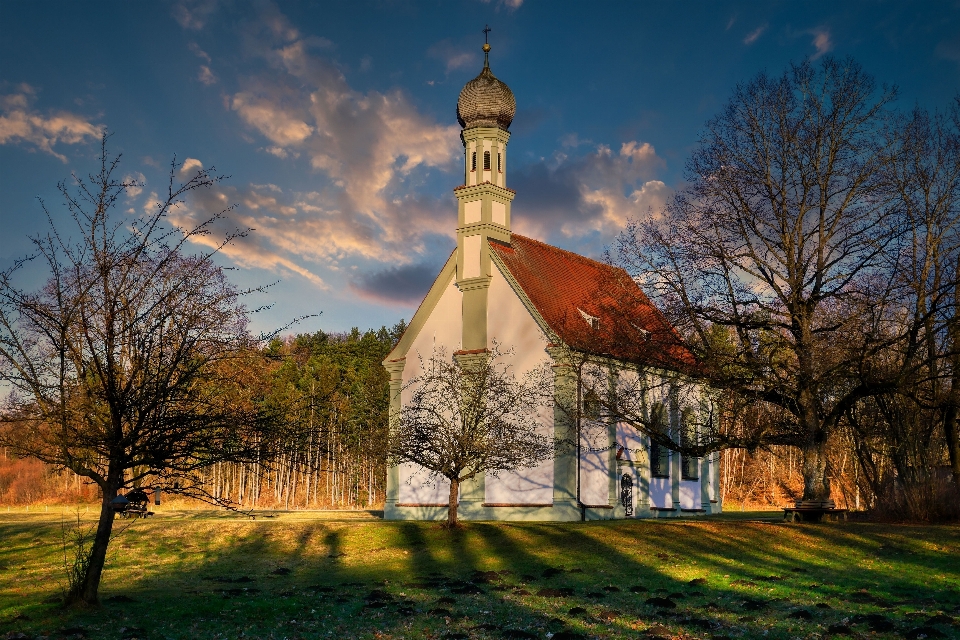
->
620, 473, 634, 517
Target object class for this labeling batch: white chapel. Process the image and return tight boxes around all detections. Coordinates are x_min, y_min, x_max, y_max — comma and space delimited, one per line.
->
383, 41, 721, 521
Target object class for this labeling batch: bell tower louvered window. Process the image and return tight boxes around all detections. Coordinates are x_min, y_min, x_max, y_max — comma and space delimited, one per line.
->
483, 151, 491, 171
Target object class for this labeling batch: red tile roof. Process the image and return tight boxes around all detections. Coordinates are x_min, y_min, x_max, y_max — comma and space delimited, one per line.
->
489, 234, 697, 372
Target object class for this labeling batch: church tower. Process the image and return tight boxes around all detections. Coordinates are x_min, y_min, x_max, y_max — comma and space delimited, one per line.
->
454, 38, 516, 351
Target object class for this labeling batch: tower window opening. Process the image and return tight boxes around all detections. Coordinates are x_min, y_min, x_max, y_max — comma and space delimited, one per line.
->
483, 151, 491, 171
498, 153, 502, 172
471, 152, 477, 171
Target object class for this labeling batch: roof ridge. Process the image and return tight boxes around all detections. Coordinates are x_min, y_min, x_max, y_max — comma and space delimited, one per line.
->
508, 233, 627, 275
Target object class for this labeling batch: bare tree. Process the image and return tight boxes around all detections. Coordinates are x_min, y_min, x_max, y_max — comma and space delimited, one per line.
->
0, 136, 274, 605
616, 57, 899, 501
838, 101, 960, 519
879, 103, 960, 488
388, 346, 552, 527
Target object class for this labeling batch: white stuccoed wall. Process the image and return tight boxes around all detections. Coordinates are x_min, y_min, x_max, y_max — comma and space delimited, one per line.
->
680, 480, 702, 510
484, 264, 555, 505
649, 476, 672, 508
397, 275, 463, 505
616, 421, 645, 464
579, 419, 610, 505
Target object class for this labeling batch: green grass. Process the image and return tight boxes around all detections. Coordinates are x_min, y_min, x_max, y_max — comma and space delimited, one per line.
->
1, 508, 959, 639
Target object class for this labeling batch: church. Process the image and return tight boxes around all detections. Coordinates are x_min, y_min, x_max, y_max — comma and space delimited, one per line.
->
382, 41, 721, 521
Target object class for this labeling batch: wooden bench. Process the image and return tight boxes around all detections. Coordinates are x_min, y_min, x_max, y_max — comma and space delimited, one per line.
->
783, 500, 848, 523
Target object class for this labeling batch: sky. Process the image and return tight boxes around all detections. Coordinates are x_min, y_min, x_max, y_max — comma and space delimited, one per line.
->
1, 1, 959, 336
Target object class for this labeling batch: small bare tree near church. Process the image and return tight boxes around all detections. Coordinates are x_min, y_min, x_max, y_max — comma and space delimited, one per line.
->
388, 347, 552, 527
0, 135, 278, 606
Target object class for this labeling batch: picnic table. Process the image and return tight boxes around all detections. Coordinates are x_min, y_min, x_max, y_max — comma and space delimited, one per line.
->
782, 499, 847, 523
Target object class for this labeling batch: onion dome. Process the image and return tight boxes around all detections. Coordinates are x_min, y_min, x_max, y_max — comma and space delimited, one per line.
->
456, 43, 516, 130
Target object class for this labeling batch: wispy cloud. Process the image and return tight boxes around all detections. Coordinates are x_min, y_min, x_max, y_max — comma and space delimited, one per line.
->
188, 43, 217, 84
743, 23, 768, 45
428, 39, 479, 73
172, 0, 218, 30
809, 27, 833, 60
479, 0, 524, 9
188, 42, 211, 63
198, 65, 218, 85
0, 84, 101, 162
168, 178, 454, 292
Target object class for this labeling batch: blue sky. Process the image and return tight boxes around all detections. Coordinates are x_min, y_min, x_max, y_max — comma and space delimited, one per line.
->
2, 1, 959, 335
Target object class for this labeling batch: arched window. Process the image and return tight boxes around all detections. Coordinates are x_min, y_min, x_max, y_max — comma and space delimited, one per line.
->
483, 151, 491, 171
650, 402, 670, 478
680, 407, 699, 480
583, 389, 601, 420
498, 153, 502, 172
471, 152, 477, 171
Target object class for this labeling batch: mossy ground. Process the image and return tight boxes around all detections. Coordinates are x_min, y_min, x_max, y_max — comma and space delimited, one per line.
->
1, 508, 958, 639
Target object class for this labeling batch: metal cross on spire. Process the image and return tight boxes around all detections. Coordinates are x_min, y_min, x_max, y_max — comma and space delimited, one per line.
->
481, 24, 492, 67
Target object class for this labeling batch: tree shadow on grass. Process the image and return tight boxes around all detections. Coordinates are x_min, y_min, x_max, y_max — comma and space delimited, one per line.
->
3, 516, 960, 639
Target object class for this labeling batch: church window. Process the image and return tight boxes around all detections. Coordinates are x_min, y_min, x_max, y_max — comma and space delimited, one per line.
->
483, 151, 491, 171
583, 389, 601, 420
650, 402, 670, 478
650, 440, 670, 478
680, 407, 699, 480
471, 152, 477, 171
498, 153, 502, 172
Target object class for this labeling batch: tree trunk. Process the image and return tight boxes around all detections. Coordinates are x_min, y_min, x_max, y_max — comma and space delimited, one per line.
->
800, 437, 831, 501
943, 404, 960, 488
67, 473, 120, 606
447, 478, 459, 527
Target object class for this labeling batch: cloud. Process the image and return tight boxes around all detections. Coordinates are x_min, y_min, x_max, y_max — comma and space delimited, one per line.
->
188, 42, 211, 63
809, 27, 833, 60
230, 87, 313, 146
179, 157, 203, 176
221, 9, 459, 239
173, 0, 218, 30
162, 5, 467, 302
0, 84, 101, 161
198, 65, 218, 85
350, 260, 446, 305
479, 0, 523, 9
743, 23, 767, 45
188, 44, 217, 84
428, 39, 479, 73
510, 140, 669, 244
123, 173, 145, 200
167, 172, 455, 293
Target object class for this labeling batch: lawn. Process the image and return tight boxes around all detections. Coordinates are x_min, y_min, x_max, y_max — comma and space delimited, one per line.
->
1, 508, 958, 639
